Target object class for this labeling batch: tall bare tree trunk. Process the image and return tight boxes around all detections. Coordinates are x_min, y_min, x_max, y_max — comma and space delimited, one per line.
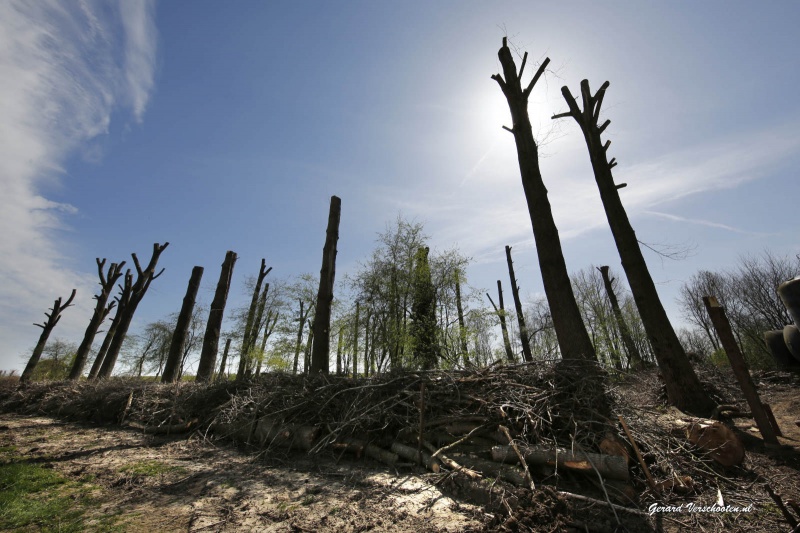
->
455, 274, 469, 366
336, 327, 344, 375
505, 246, 533, 362
310, 195, 341, 374
293, 300, 309, 374
98, 243, 169, 378
255, 310, 278, 376
303, 319, 314, 374
69, 259, 125, 380
363, 312, 371, 377
487, 281, 515, 362
492, 38, 596, 363
216, 338, 232, 382
238, 259, 271, 380
556, 81, 714, 414
197, 251, 237, 382
353, 301, 360, 376
243, 284, 269, 377
162, 266, 204, 383
20, 289, 77, 383
597, 266, 644, 369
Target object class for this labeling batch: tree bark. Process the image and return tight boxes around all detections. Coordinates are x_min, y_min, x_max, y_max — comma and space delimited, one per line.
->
98, 243, 169, 378
492, 38, 596, 363
88, 271, 132, 379
238, 259, 271, 379
310, 195, 342, 374
20, 289, 77, 383
353, 301, 360, 376
336, 326, 344, 375
598, 266, 644, 369
292, 300, 309, 374
455, 274, 469, 366
505, 246, 533, 362
196, 251, 237, 382
69, 259, 125, 380
162, 266, 204, 383
556, 80, 714, 414
487, 281, 515, 362
216, 338, 232, 381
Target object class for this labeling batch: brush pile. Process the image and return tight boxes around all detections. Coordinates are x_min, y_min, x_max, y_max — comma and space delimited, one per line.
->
2, 362, 798, 532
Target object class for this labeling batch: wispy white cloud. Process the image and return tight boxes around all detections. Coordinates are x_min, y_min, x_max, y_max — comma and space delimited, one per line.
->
0, 0, 158, 369
642, 211, 772, 236
377, 119, 800, 270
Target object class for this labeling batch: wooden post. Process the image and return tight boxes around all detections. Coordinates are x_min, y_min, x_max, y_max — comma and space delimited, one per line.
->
703, 296, 778, 445
310, 195, 341, 374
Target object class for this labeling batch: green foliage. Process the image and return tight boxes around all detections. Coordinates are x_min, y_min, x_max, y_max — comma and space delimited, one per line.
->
22, 338, 77, 381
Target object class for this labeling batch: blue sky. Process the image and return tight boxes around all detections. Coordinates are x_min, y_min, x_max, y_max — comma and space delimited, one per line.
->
2, 1, 799, 372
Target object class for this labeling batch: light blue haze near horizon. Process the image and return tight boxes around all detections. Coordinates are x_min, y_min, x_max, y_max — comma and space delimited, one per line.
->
1, 1, 799, 372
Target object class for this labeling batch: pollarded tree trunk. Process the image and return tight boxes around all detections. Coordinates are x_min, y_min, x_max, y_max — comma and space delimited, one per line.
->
505, 246, 533, 362
196, 251, 237, 382
310, 195, 342, 374
216, 338, 232, 381
487, 280, 515, 362
98, 242, 169, 378
69, 259, 126, 380
556, 81, 714, 415
88, 271, 133, 379
492, 38, 596, 363
162, 266, 204, 383
20, 289, 77, 383
597, 266, 644, 369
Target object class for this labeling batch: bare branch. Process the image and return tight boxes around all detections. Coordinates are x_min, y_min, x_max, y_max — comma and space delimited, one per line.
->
502, 125, 515, 134
551, 111, 573, 120
523, 57, 551, 97
518, 51, 528, 80
598, 119, 611, 135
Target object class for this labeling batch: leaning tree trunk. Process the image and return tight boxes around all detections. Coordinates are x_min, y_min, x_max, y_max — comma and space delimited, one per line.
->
196, 251, 237, 382
487, 280, 515, 362
20, 289, 77, 383
243, 284, 269, 378
216, 338, 232, 382
505, 246, 533, 362
492, 38, 596, 363
88, 271, 132, 380
237, 259, 271, 380
310, 195, 342, 374
162, 266, 204, 383
556, 80, 714, 414
69, 259, 125, 380
597, 266, 644, 369
98, 242, 169, 379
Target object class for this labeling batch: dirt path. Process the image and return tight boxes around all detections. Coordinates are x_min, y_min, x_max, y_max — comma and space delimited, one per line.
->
0, 414, 485, 532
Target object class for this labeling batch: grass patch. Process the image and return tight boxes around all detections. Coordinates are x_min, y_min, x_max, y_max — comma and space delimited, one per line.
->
119, 459, 187, 477
0, 461, 87, 531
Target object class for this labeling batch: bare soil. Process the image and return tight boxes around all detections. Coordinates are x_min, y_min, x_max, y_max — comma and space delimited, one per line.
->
1, 366, 799, 532
0, 414, 484, 532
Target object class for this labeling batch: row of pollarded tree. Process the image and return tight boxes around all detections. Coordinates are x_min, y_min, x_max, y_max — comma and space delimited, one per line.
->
491, 37, 715, 415
19, 196, 343, 385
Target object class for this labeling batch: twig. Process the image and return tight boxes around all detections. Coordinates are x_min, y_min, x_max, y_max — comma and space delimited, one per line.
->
499, 425, 535, 491
618, 414, 657, 493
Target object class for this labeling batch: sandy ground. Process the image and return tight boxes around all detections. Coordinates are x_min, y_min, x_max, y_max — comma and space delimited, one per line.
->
0, 414, 485, 532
